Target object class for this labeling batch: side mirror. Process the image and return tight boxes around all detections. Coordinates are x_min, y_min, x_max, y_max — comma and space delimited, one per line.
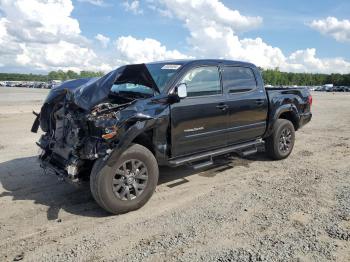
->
177, 83, 187, 99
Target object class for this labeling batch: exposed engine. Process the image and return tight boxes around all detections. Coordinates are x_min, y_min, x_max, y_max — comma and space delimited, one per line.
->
37, 98, 133, 182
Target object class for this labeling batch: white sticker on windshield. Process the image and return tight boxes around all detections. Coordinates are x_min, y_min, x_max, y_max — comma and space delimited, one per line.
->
161, 64, 181, 70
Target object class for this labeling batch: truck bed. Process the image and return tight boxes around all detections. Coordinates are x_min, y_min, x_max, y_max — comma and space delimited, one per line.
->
264, 87, 312, 135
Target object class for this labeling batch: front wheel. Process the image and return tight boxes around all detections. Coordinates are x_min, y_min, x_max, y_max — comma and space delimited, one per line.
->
265, 119, 295, 160
90, 144, 159, 214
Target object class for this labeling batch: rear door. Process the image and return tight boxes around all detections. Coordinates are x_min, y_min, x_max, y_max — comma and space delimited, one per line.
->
170, 66, 229, 157
220, 66, 268, 144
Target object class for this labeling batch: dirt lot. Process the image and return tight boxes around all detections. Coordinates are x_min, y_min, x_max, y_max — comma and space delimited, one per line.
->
0, 87, 349, 261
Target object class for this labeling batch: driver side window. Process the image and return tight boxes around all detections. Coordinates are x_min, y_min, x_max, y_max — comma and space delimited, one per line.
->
182, 66, 221, 97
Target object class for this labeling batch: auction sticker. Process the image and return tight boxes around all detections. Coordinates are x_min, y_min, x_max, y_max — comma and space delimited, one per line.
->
161, 64, 181, 70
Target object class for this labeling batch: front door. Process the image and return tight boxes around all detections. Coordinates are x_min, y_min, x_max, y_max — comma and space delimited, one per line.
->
170, 66, 229, 157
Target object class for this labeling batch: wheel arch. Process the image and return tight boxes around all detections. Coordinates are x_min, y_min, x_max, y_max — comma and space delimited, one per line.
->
105, 119, 158, 167
265, 104, 300, 138
131, 129, 155, 155
278, 110, 299, 131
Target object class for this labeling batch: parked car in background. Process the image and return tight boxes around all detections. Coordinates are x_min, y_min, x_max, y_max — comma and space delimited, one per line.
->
324, 86, 332, 91
315, 86, 325, 91
48, 80, 62, 89
309, 86, 317, 91
334, 86, 347, 92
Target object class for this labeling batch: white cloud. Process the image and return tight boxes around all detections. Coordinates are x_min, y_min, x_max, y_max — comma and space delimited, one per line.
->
151, 0, 350, 73
78, 0, 105, 6
115, 35, 190, 64
16, 41, 97, 70
0, 0, 349, 74
0, 0, 112, 72
147, 4, 173, 18
157, 0, 262, 33
286, 48, 350, 74
95, 33, 110, 48
309, 17, 350, 43
0, 0, 186, 72
123, 0, 143, 15
1, 0, 81, 43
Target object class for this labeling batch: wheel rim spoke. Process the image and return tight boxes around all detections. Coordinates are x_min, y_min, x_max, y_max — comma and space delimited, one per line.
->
136, 168, 147, 178
113, 178, 123, 184
113, 184, 122, 192
119, 187, 127, 198
133, 182, 141, 196
131, 160, 142, 173
115, 169, 124, 176
125, 187, 131, 200
131, 160, 136, 172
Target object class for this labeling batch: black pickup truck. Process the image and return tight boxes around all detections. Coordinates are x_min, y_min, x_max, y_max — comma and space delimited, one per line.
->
31, 59, 312, 214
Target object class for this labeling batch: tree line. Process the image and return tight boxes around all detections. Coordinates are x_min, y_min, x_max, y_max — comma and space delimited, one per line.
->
0, 70, 104, 82
0, 69, 350, 86
262, 69, 350, 86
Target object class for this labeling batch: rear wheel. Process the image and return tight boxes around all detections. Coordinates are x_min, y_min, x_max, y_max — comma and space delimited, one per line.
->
90, 144, 159, 214
265, 119, 295, 160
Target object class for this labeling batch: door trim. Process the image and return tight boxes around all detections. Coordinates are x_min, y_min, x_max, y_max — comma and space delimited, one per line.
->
185, 121, 266, 138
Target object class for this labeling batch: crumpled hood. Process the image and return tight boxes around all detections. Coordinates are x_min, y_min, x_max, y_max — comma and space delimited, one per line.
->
45, 63, 159, 111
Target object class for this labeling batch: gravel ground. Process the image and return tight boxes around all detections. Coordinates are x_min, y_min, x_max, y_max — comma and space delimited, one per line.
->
0, 87, 349, 261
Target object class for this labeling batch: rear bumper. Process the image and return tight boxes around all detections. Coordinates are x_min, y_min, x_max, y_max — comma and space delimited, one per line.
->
299, 112, 312, 128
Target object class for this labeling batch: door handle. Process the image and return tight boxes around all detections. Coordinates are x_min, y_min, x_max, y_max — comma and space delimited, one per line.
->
216, 103, 228, 111
255, 99, 265, 106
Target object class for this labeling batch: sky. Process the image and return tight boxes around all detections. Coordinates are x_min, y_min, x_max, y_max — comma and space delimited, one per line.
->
0, 0, 349, 74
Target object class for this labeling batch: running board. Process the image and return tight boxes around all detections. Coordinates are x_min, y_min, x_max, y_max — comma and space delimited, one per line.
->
169, 139, 263, 167
191, 160, 214, 170
241, 147, 258, 157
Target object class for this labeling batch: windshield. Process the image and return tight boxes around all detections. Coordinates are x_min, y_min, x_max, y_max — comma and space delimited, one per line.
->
110, 62, 183, 98
146, 63, 183, 92
111, 83, 154, 98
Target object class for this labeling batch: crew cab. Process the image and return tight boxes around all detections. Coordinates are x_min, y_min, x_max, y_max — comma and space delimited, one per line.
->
31, 59, 312, 214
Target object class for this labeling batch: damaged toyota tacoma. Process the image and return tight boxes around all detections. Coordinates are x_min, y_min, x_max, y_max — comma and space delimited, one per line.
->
31, 60, 312, 214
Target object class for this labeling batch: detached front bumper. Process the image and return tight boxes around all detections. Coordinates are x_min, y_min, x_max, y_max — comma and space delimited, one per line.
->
36, 135, 82, 182
37, 148, 81, 182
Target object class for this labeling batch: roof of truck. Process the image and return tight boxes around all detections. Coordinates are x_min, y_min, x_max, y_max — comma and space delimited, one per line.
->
147, 59, 257, 68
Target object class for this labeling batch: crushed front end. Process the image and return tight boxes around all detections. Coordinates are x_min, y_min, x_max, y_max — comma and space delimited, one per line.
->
34, 95, 131, 182
31, 64, 161, 182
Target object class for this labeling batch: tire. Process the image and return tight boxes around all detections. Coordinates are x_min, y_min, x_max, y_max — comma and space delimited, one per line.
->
90, 143, 159, 214
265, 119, 295, 160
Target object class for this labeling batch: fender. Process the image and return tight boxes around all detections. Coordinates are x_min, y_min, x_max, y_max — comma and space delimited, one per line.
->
264, 103, 300, 138
95, 114, 169, 178
104, 110, 170, 166
94, 118, 157, 177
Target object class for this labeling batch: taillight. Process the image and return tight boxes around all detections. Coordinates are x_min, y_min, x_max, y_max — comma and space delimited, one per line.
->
308, 95, 312, 107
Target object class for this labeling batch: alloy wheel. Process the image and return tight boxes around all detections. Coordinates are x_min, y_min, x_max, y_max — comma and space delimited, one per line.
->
279, 127, 292, 153
112, 159, 148, 201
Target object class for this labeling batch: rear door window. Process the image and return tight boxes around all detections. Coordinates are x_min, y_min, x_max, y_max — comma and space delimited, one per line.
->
221, 67, 257, 93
